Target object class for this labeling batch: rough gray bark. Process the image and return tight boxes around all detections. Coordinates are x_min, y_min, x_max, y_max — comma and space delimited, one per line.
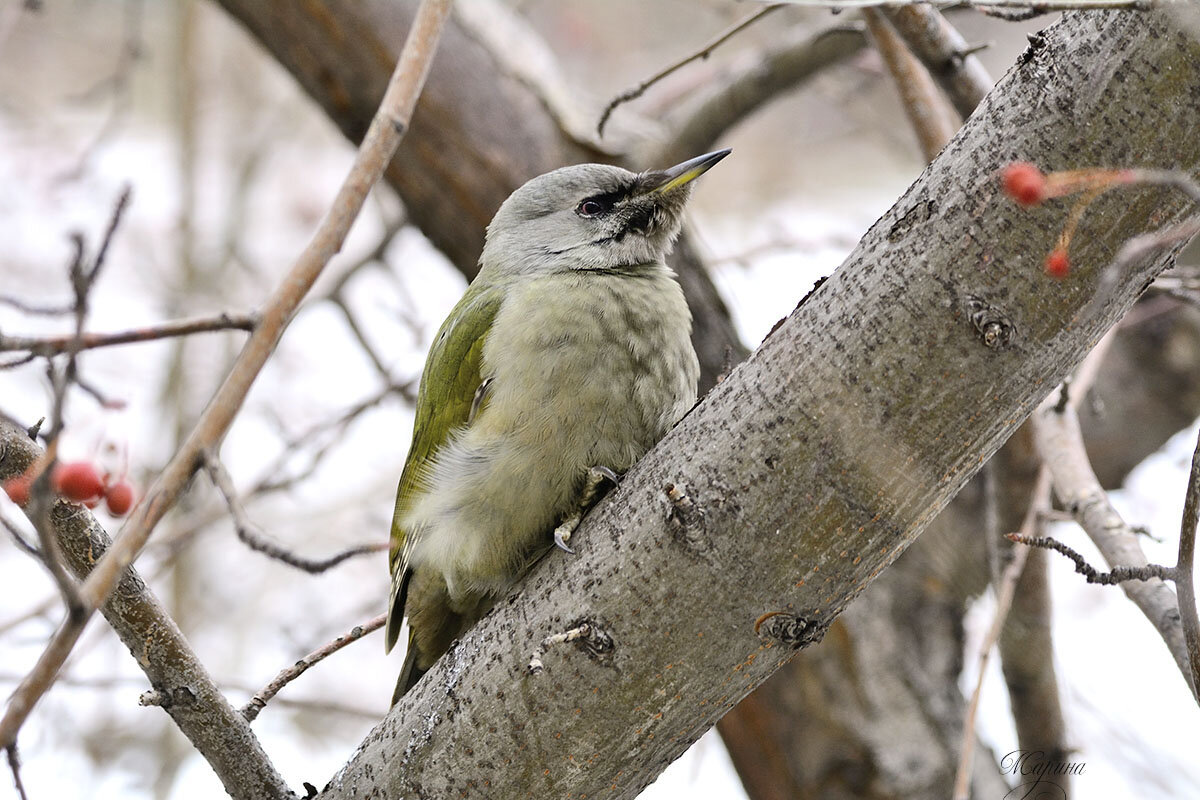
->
718, 513, 1011, 800
320, 12, 1200, 799
0, 425, 295, 800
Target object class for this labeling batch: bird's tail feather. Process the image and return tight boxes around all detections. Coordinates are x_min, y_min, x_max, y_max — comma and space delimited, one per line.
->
392, 635, 426, 705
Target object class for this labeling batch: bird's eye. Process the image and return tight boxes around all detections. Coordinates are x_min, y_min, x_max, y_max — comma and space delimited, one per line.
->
576, 198, 611, 218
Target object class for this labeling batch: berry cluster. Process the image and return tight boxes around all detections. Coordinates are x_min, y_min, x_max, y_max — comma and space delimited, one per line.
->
3, 461, 135, 516
999, 161, 1136, 280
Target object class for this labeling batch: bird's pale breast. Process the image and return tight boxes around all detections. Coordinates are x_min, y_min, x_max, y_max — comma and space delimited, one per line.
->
404, 267, 698, 600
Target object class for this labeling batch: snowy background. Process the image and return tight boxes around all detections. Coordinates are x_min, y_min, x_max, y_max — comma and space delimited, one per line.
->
1, 2, 1198, 798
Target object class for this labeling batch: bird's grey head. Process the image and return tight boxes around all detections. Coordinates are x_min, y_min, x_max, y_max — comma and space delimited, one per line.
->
479, 149, 730, 278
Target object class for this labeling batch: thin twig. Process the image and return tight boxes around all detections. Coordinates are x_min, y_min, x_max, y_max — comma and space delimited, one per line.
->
248, 380, 415, 496
25, 188, 133, 621
0, 0, 452, 756
241, 613, 386, 722
0, 312, 258, 356
1008, 534, 1176, 583
0, 355, 36, 371
6, 744, 28, 800
597, 3, 785, 138
0, 297, 72, 316
1, 513, 42, 560
652, 23, 866, 168
204, 451, 386, 573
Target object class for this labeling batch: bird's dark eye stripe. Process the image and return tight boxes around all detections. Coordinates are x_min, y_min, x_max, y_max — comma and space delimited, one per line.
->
575, 184, 636, 218
576, 198, 610, 217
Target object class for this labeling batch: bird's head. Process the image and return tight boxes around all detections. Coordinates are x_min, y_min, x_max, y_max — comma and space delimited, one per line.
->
479, 149, 730, 277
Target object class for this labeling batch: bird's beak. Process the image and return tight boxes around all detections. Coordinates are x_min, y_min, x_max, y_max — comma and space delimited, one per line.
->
648, 148, 732, 195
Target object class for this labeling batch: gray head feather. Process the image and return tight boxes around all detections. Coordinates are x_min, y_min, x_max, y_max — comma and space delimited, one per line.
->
479, 163, 696, 279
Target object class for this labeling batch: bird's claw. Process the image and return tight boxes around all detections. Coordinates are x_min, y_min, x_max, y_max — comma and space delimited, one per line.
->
553, 517, 578, 554
553, 466, 620, 555
590, 465, 619, 486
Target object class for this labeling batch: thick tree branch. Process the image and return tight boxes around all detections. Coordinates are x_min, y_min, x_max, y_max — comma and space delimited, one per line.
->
323, 12, 1200, 798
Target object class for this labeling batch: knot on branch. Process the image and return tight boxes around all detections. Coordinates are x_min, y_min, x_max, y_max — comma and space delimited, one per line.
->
754, 612, 827, 649
139, 685, 197, 709
966, 295, 1016, 350
528, 618, 615, 676
887, 198, 936, 242
664, 482, 711, 556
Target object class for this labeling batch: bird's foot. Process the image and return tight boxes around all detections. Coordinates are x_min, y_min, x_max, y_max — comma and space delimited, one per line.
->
586, 465, 620, 494
553, 466, 620, 554
553, 512, 581, 554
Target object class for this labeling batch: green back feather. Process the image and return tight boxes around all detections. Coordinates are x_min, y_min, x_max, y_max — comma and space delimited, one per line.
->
385, 282, 504, 653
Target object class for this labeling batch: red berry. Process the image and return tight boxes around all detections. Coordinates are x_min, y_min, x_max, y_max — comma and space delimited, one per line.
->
104, 480, 135, 516
1045, 249, 1071, 279
3, 473, 32, 507
1002, 162, 1046, 207
52, 461, 105, 503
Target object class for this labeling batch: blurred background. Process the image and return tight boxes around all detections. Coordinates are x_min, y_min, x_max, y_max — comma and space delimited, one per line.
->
2, 2, 1198, 798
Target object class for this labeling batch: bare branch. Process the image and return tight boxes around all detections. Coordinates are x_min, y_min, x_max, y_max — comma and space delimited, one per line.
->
0, 420, 293, 798
883, 5, 993, 118
862, 9, 959, 162
652, 23, 866, 168
241, 614, 386, 723
0, 312, 258, 357
204, 451, 386, 574
0, 0, 452, 760
0, 297, 72, 316
5, 744, 28, 800
597, 3, 785, 138
1009, 533, 1176, 583
248, 380, 414, 496
0, 514, 40, 559
16, 187, 134, 620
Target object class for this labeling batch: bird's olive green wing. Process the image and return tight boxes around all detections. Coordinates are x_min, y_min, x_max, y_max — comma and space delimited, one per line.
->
385, 283, 504, 653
